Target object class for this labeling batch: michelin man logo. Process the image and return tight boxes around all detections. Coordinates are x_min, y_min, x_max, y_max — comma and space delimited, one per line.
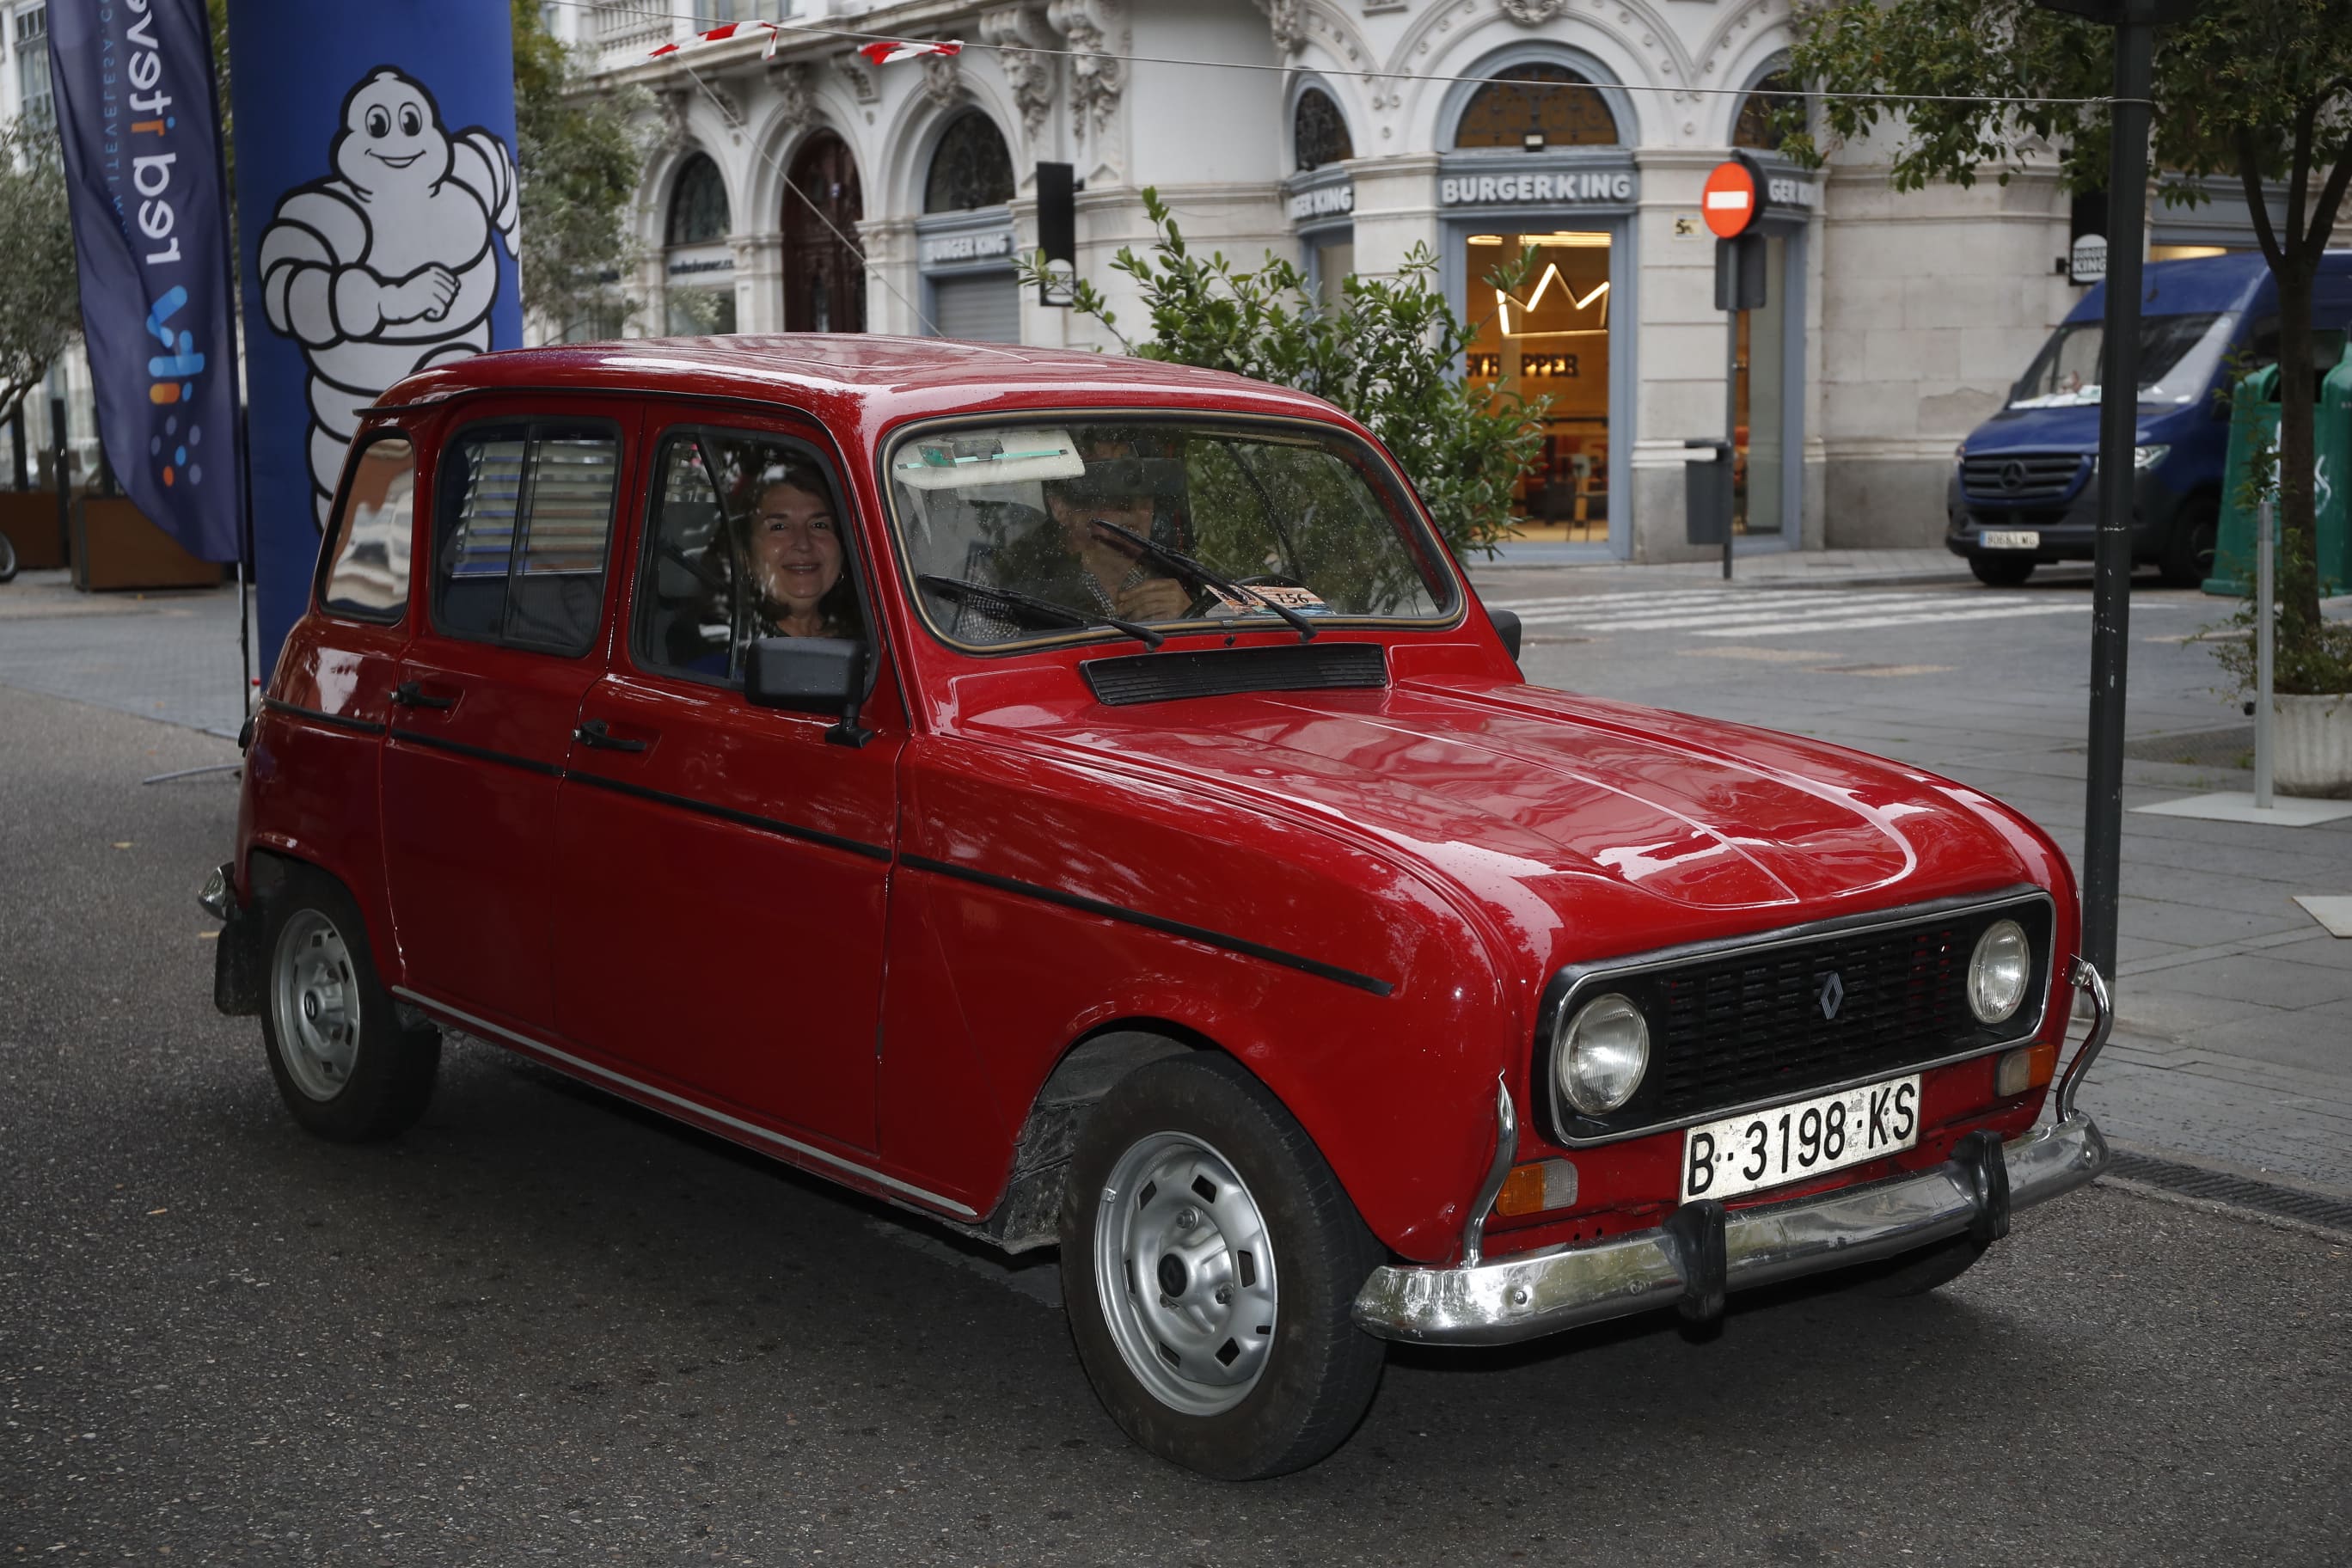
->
258, 67, 518, 530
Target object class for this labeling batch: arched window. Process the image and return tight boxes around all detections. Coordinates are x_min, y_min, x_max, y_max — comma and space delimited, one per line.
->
1455, 64, 1618, 150
666, 153, 731, 245
923, 112, 1016, 213
1734, 71, 1800, 150
1293, 88, 1353, 172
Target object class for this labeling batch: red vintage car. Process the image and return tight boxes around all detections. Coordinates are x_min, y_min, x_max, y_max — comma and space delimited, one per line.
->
202, 338, 2111, 1479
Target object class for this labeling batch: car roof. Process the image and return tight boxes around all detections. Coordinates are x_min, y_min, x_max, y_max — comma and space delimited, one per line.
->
2063, 249, 2352, 323
372, 335, 1352, 428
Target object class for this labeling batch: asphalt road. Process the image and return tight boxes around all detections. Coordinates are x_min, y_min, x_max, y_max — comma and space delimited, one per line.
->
3, 628, 2349, 1565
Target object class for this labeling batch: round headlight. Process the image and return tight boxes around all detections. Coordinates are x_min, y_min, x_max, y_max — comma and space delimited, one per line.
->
1968, 919, 2031, 1024
1556, 993, 1651, 1116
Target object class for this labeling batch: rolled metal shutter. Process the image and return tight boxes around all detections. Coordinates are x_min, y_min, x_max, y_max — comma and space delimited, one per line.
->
931, 273, 1022, 343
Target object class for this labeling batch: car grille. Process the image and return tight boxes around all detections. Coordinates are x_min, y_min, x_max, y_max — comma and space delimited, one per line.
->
1540, 894, 2054, 1145
1962, 453, 2085, 502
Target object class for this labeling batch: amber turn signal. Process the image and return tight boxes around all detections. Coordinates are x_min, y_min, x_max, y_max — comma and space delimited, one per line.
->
1492, 1159, 1580, 1217
1995, 1041, 2060, 1098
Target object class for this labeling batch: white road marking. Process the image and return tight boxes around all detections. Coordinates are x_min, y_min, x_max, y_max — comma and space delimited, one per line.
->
1484, 586, 2183, 640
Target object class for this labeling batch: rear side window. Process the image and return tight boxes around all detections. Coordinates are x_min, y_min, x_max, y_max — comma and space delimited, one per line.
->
319, 436, 416, 622
432, 420, 622, 656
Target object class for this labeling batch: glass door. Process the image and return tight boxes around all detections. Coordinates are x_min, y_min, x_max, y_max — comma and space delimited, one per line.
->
1462, 229, 1613, 544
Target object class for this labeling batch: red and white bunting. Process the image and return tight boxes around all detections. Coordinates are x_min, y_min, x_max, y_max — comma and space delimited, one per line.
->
855, 39, 963, 67
650, 21, 786, 61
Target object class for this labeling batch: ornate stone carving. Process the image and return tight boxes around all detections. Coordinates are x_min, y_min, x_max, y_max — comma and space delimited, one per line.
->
831, 49, 878, 104
1046, 0, 1124, 144
1499, 0, 1571, 22
1254, 0, 1307, 52
920, 46, 968, 111
980, 6, 1058, 141
765, 61, 814, 135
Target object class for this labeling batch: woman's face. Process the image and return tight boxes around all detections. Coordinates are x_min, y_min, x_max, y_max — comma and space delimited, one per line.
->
749, 481, 842, 619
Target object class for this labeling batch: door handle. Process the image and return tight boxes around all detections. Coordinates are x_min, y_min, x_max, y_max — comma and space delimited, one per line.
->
573, 718, 650, 753
391, 681, 456, 711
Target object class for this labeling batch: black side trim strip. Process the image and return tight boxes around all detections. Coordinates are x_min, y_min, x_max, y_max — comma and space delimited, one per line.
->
564, 768, 892, 862
903, 854, 1393, 997
387, 726, 564, 778
263, 697, 386, 737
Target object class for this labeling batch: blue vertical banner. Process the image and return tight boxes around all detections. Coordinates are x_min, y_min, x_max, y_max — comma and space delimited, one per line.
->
47, 0, 246, 564
225, 0, 521, 674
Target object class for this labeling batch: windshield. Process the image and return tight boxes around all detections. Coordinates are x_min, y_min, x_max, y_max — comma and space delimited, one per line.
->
2007, 311, 2236, 408
885, 417, 1461, 649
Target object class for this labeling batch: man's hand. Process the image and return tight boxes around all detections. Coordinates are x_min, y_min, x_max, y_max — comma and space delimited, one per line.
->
1114, 575, 1194, 622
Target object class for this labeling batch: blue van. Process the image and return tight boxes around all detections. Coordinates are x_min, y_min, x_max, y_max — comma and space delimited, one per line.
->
1947, 251, 2352, 586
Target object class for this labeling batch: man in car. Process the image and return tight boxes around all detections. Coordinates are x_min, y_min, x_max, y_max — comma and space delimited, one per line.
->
978, 443, 1196, 627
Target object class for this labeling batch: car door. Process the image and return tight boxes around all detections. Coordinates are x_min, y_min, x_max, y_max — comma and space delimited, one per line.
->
378, 400, 639, 1032
547, 414, 903, 1152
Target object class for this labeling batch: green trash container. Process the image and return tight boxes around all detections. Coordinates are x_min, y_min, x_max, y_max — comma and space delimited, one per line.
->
2203, 364, 2279, 595
2206, 348, 2352, 596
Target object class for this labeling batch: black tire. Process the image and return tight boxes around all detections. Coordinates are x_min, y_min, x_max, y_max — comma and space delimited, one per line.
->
259, 866, 439, 1142
0, 531, 17, 584
1969, 555, 2036, 588
1058, 1052, 1387, 1479
1848, 1234, 1989, 1298
2158, 494, 2220, 587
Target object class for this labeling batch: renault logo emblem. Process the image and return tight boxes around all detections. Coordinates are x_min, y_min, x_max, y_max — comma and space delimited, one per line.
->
1817, 971, 1845, 1020
1999, 459, 2027, 492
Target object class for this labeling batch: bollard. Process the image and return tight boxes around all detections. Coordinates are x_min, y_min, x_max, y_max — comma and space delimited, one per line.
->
2255, 496, 2274, 810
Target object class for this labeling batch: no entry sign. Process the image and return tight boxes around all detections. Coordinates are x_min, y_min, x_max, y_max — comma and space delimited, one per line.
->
1701, 155, 1764, 239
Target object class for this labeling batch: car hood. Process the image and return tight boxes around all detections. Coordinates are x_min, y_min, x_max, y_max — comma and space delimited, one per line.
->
964, 677, 2042, 959
1965, 401, 2168, 454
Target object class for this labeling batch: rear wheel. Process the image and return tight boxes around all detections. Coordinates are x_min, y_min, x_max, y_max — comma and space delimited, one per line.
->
260, 867, 439, 1142
0, 531, 16, 584
2158, 494, 2220, 587
1969, 555, 2036, 588
1059, 1052, 1386, 1479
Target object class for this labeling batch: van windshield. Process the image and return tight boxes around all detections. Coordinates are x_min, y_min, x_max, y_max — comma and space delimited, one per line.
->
2007, 311, 2236, 408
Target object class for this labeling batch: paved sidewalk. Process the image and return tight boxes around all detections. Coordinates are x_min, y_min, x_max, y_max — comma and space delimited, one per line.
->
1482, 541, 1995, 585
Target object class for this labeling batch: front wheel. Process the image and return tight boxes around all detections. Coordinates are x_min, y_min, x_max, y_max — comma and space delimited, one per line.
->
1058, 1052, 1386, 1479
2158, 494, 2220, 587
260, 867, 440, 1142
1969, 555, 2036, 588
0, 531, 17, 584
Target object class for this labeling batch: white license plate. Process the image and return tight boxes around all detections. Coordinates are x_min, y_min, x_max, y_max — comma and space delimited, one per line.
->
1681, 1075, 1920, 1202
1980, 530, 2040, 550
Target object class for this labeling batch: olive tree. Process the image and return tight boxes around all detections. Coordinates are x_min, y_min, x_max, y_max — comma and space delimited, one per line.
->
1784, 0, 2352, 677
1020, 188, 1551, 557
0, 119, 80, 437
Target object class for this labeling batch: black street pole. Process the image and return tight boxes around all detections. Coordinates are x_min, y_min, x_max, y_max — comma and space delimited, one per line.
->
50, 395, 70, 565
2079, 0, 2155, 981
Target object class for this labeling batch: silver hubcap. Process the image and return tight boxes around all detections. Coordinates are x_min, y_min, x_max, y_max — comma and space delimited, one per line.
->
270, 910, 359, 1101
1093, 1132, 1278, 1417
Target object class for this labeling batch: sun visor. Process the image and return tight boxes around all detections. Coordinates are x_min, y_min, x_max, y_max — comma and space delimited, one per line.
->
890, 429, 1087, 490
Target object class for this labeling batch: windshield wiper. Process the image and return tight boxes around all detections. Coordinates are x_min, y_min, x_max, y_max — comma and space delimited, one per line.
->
1084, 518, 1318, 644
916, 573, 1165, 652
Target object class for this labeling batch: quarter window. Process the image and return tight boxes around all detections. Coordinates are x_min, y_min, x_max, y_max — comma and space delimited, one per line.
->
633, 426, 864, 685
319, 435, 416, 622
432, 422, 622, 655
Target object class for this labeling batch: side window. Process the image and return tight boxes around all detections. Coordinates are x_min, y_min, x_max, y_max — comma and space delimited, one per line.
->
432, 420, 622, 656
632, 427, 863, 684
320, 435, 416, 622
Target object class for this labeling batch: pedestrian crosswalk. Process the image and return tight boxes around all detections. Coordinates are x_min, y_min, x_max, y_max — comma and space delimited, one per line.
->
1485, 586, 2167, 639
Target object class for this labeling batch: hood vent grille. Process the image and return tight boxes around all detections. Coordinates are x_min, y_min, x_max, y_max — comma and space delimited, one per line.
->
1082, 642, 1389, 707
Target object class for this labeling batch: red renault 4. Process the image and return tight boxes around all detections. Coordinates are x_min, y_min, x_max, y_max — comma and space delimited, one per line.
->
202, 338, 2111, 1479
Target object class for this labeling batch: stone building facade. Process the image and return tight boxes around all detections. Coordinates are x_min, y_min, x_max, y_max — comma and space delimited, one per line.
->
555, 0, 2272, 559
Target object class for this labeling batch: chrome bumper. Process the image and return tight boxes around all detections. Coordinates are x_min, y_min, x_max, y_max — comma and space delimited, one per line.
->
1352, 1111, 2109, 1345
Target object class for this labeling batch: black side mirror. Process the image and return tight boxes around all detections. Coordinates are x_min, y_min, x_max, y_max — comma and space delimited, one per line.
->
745, 636, 873, 745
1487, 607, 1523, 665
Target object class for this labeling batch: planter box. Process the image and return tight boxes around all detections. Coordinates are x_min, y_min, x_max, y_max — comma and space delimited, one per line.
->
0, 490, 68, 572
2274, 692, 2352, 799
70, 497, 225, 592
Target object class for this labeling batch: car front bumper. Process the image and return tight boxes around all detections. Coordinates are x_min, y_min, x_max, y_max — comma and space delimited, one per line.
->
1351, 1112, 2108, 1346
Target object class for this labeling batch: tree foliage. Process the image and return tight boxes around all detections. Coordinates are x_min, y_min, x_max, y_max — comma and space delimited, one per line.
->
511, 0, 650, 339
1785, 0, 2352, 669
0, 119, 82, 429
1019, 188, 1552, 557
